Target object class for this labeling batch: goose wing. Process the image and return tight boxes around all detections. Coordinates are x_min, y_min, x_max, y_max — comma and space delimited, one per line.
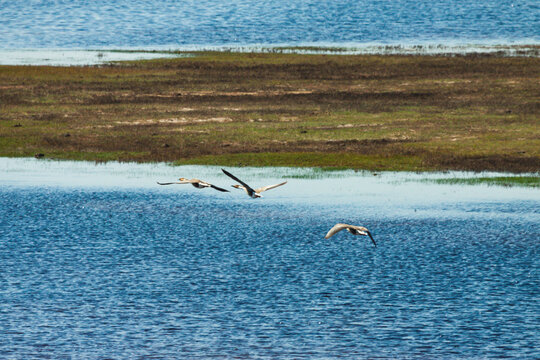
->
325, 223, 351, 239
366, 231, 377, 247
157, 181, 190, 185
347, 225, 376, 246
348, 224, 370, 233
210, 184, 230, 192
329, 224, 377, 246
221, 169, 255, 195
255, 181, 287, 193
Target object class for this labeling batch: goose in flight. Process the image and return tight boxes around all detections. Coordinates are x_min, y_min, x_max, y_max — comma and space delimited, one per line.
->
325, 223, 376, 246
157, 178, 229, 192
221, 168, 287, 198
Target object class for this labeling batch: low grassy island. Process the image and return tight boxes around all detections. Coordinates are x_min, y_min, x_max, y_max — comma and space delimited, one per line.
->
0, 51, 539, 172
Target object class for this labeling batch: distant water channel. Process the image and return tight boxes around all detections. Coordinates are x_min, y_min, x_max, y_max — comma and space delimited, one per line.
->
0, 159, 538, 358
1, 0, 538, 49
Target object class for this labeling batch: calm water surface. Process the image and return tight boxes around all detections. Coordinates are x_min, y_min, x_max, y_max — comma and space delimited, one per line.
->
0, 159, 539, 358
0, 0, 538, 49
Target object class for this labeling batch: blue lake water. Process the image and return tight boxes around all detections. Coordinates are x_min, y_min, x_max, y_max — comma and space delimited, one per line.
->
0, 0, 538, 50
0, 159, 539, 358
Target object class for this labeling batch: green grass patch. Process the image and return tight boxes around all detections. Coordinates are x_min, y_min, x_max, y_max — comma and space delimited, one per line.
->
428, 176, 540, 188
173, 152, 427, 171
267, 46, 351, 53
40, 151, 152, 162
281, 167, 359, 179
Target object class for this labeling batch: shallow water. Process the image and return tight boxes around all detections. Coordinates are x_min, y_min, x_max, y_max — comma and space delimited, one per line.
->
0, 50, 183, 66
1, 0, 538, 50
0, 159, 539, 358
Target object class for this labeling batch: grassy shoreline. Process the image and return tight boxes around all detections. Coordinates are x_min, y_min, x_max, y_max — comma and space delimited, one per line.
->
1, 51, 539, 172
425, 176, 540, 188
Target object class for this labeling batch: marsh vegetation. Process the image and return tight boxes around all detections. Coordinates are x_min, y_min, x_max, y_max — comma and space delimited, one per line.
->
426, 176, 540, 188
0, 52, 538, 172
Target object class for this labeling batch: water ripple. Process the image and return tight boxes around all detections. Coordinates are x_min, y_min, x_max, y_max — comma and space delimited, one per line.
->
0, 181, 538, 358
0, 0, 538, 49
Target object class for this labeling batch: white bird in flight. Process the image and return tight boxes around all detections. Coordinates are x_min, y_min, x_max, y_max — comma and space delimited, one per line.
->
157, 178, 229, 192
325, 223, 376, 246
221, 168, 287, 198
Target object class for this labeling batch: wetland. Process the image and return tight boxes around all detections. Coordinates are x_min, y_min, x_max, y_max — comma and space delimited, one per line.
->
1, 52, 539, 173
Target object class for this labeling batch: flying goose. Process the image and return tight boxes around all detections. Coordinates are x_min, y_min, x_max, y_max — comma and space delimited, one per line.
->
157, 178, 229, 192
221, 168, 287, 198
325, 223, 376, 246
